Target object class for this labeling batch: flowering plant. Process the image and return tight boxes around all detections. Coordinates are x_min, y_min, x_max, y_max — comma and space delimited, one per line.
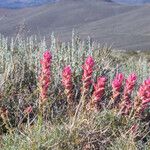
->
62, 65, 73, 105
39, 50, 52, 106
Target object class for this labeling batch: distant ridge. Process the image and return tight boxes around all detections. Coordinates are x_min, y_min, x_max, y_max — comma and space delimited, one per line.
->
112, 0, 150, 5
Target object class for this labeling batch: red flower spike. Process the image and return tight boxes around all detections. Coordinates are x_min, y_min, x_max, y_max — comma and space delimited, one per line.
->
112, 73, 124, 91
124, 73, 137, 95
112, 73, 124, 100
136, 78, 150, 114
62, 66, 73, 104
89, 76, 106, 111
121, 73, 137, 114
92, 77, 106, 103
82, 56, 94, 94
39, 50, 52, 105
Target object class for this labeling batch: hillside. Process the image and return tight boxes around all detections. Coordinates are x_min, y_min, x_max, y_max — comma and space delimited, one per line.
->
112, 0, 150, 5
0, 0, 150, 51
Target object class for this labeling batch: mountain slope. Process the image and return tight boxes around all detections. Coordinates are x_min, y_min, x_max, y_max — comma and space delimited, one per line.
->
0, 0, 150, 51
112, 0, 150, 5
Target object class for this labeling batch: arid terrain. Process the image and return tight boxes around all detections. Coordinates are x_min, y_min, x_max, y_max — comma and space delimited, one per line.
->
0, 1, 150, 149
0, 0, 150, 50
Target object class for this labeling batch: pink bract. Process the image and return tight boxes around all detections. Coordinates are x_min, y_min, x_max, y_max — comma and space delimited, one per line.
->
39, 50, 52, 104
62, 65, 73, 104
92, 76, 106, 103
62, 66, 72, 88
137, 78, 150, 113
82, 56, 94, 92
112, 73, 124, 91
124, 73, 137, 94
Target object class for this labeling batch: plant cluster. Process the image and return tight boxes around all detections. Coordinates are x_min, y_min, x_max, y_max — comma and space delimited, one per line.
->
0, 33, 150, 149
